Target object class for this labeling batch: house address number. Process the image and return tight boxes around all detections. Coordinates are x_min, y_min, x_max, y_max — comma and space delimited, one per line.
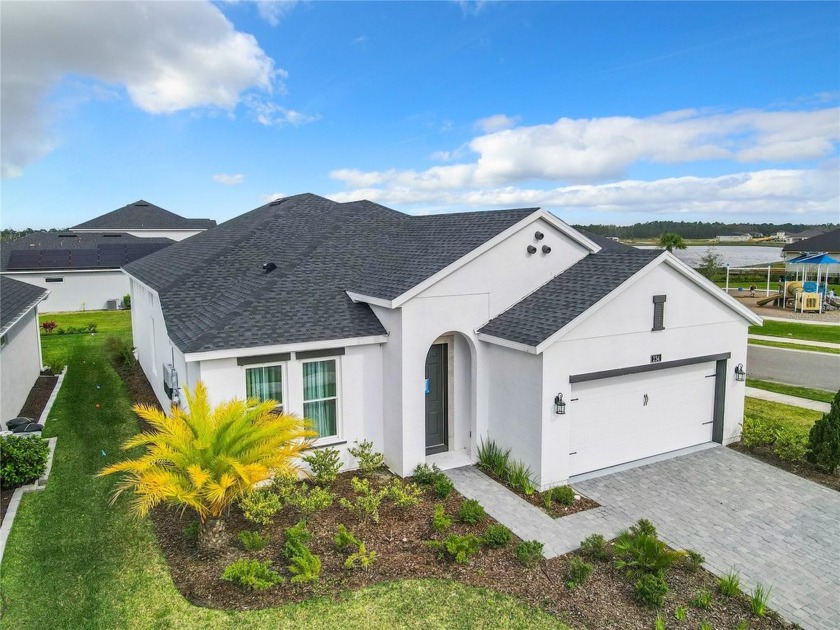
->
650, 354, 662, 363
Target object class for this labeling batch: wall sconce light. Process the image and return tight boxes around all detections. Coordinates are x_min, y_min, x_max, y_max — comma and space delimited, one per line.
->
734, 363, 746, 381
554, 393, 566, 415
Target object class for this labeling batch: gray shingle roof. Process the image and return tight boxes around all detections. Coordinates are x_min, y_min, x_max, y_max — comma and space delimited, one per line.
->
1, 276, 48, 335
72, 200, 216, 230
478, 249, 662, 347
0, 232, 174, 271
125, 193, 538, 354
782, 228, 840, 253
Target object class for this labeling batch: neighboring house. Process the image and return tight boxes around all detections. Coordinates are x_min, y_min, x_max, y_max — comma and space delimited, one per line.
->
0, 276, 48, 422
783, 229, 826, 244
781, 228, 840, 277
1, 232, 173, 313
125, 193, 761, 489
716, 234, 751, 242
71, 200, 216, 241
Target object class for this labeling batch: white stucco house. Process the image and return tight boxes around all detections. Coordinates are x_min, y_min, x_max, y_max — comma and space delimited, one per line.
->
0, 277, 48, 422
1, 201, 216, 313
125, 193, 761, 489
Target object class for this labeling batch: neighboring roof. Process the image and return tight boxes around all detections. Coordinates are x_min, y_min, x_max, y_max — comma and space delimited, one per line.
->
478, 250, 662, 347
577, 230, 634, 252
71, 200, 216, 230
0, 231, 174, 271
786, 229, 826, 240
782, 228, 840, 253
0, 276, 48, 335
125, 193, 540, 354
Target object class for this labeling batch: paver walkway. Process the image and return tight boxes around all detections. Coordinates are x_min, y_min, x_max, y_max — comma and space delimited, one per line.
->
446, 447, 840, 630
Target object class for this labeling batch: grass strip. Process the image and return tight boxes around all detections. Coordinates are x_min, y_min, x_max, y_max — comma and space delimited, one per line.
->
747, 379, 835, 404
748, 339, 840, 355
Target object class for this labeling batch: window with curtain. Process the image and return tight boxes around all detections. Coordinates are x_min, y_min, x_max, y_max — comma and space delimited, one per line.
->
303, 359, 338, 438
245, 365, 283, 410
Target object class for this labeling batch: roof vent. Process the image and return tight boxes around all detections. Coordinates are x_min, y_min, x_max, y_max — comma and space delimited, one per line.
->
535, 231, 544, 240
263, 262, 277, 273
103, 233, 122, 238
526, 245, 537, 255
542, 245, 552, 254
58, 233, 77, 238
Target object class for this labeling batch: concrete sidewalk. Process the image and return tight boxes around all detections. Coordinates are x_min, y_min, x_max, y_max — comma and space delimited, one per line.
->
749, 334, 840, 350
745, 386, 831, 413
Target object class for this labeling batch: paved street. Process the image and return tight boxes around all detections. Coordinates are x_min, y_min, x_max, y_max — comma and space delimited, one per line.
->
447, 447, 840, 630
747, 344, 840, 392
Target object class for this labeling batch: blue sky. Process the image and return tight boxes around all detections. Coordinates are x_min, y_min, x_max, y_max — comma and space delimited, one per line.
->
2, 1, 838, 229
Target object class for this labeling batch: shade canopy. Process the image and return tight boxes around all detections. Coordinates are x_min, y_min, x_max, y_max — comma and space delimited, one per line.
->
789, 253, 839, 265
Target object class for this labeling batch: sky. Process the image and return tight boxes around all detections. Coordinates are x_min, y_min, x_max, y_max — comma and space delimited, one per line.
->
1, 1, 839, 229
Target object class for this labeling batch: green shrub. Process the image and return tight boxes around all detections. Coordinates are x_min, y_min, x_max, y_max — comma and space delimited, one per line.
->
427, 533, 482, 564
690, 589, 712, 609
515, 540, 544, 568
238, 530, 270, 551
683, 549, 704, 572
457, 498, 486, 524
633, 573, 669, 607
104, 336, 136, 368
339, 477, 386, 523
238, 488, 282, 525
0, 435, 49, 487
548, 485, 575, 507
580, 533, 611, 561
750, 583, 771, 617
476, 438, 510, 478
741, 415, 779, 447
412, 463, 444, 485
431, 504, 452, 533
566, 557, 594, 588
432, 475, 454, 499
674, 606, 687, 621
718, 570, 741, 597
654, 614, 666, 630
506, 460, 536, 495
774, 427, 808, 461
222, 559, 283, 590
86, 322, 97, 334
122, 294, 131, 309
282, 520, 312, 557
806, 390, 840, 474
344, 542, 377, 571
302, 447, 342, 484
333, 523, 361, 550
347, 440, 385, 475
614, 521, 680, 579
183, 520, 199, 540
482, 524, 512, 548
285, 484, 334, 516
698, 622, 713, 630
283, 521, 320, 584
384, 478, 423, 509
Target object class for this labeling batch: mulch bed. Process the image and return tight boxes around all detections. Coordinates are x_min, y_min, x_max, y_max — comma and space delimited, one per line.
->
729, 442, 840, 492
111, 359, 161, 410
478, 466, 600, 518
0, 370, 60, 525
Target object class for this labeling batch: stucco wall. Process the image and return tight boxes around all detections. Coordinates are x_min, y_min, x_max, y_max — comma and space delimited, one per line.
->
1, 309, 43, 421
4, 271, 127, 313
538, 262, 751, 487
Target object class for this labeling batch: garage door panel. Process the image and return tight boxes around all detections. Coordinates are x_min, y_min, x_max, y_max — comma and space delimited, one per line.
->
569, 363, 715, 476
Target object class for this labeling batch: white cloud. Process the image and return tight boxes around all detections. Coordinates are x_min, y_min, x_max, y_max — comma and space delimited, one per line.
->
456, 1, 488, 16
474, 114, 520, 133
1, 1, 279, 178
248, 100, 321, 126
213, 173, 245, 185
259, 192, 286, 203
256, 0, 299, 26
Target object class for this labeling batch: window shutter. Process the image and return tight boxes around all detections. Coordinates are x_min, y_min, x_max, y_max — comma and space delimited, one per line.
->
652, 295, 666, 331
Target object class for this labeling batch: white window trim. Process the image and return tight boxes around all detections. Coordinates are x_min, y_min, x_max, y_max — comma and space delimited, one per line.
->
242, 361, 287, 413
300, 356, 342, 443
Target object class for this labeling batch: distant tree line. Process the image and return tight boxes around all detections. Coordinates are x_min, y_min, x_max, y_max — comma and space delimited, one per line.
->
1, 228, 67, 241
574, 221, 837, 240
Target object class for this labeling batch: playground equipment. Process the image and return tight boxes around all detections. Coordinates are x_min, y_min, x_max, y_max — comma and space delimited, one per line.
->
755, 280, 802, 307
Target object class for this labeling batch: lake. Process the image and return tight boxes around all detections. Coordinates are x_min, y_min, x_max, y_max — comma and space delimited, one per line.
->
636, 245, 784, 268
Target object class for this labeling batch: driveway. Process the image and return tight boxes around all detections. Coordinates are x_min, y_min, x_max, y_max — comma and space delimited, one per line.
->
447, 446, 840, 630
747, 344, 840, 391
575, 447, 840, 630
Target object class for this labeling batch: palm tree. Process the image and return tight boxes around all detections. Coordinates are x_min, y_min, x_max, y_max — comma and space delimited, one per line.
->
99, 382, 315, 554
658, 232, 687, 252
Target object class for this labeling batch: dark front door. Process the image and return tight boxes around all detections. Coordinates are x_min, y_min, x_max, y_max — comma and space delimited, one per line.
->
425, 343, 448, 455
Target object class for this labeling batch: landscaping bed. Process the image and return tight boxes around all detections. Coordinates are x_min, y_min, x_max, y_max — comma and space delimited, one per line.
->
17, 369, 59, 420
478, 466, 599, 518
729, 442, 840, 492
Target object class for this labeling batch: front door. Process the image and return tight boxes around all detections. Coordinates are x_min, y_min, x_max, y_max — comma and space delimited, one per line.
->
425, 343, 448, 455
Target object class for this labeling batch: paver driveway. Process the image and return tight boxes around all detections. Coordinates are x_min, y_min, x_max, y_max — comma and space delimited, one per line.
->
574, 447, 840, 630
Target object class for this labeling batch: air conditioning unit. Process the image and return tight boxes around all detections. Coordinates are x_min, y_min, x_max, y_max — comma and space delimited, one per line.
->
106, 299, 118, 310
162, 363, 179, 399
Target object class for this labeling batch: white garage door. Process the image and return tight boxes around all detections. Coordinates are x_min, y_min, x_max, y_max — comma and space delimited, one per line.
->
569, 362, 716, 477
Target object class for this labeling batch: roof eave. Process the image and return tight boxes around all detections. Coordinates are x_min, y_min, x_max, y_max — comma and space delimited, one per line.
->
475, 332, 539, 354
183, 334, 390, 362
0, 289, 49, 336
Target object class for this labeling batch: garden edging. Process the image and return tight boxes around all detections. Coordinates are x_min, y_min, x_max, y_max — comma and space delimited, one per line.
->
0, 368, 66, 566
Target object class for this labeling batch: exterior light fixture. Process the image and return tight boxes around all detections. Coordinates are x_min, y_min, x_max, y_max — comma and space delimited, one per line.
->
734, 363, 746, 381
554, 393, 566, 415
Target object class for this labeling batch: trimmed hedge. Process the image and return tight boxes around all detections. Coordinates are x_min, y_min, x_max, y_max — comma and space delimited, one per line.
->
0, 435, 49, 487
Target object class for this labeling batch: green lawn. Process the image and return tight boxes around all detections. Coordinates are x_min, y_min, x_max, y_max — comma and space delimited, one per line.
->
748, 319, 840, 344
747, 379, 835, 404
4, 316, 566, 630
38, 310, 132, 371
748, 338, 840, 355
744, 397, 823, 435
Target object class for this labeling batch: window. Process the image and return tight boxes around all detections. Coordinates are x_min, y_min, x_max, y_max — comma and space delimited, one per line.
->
45, 277, 64, 283
652, 295, 666, 331
245, 365, 284, 410
303, 359, 338, 438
